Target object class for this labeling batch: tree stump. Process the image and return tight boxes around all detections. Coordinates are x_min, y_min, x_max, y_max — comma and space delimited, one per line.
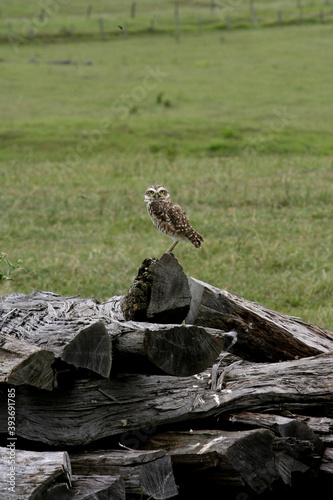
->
121, 254, 191, 323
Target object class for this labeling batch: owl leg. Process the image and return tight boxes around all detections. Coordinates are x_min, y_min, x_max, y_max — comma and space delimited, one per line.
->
166, 240, 179, 253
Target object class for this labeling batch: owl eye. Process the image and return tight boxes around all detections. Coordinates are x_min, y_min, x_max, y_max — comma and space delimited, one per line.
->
159, 190, 166, 195
148, 190, 155, 195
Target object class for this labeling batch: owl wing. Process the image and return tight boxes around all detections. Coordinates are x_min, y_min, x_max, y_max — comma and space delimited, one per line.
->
165, 203, 190, 233
166, 203, 204, 247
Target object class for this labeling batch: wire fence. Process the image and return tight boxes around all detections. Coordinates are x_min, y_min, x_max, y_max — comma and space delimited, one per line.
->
3, 0, 333, 49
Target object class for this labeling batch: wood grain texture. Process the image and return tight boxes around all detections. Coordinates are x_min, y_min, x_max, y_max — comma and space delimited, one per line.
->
144, 325, 224, 376
0, 334, 55, 390
43, 475, 126, 500
69, 449, 178, 499
112, 322, 225, 376
0, 448, 71, 499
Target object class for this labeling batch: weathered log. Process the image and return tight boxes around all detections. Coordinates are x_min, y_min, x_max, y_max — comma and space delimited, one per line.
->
138, 453, 177, 500
143, 325, 224, 377
0, 447, 71, 499
112, 323, 225, 376
43, 475, 125, 500
186, 277, 333, 361
226, 410, 333, 483
0, 292, 112, 379
146, 424, 323, 494
44, 291, 227, 377
69, 449, 178, 499
1, 352, 332, 447
45, 293, 124, 322
0, 334, 55, 390
227, 411, 333, 442
121, 254, 191, 323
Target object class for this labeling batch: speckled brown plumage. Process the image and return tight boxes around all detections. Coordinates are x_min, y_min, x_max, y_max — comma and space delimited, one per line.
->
144, 185, 204, 253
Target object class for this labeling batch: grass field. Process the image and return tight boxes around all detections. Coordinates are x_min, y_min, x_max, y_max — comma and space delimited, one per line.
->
1, 2, 333, 330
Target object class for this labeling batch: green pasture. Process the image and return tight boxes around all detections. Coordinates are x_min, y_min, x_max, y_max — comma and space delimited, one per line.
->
1, 6, 333, 330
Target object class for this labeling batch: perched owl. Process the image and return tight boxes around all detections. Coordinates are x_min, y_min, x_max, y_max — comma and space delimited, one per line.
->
144, 184, 204, 253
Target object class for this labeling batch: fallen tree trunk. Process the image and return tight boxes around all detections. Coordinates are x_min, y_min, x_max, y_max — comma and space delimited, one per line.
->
186, 277, 333, 361
0, 334, 55, 390
0, 448, 71, 499
1, 352, 332, 447
69, 449, 178, 499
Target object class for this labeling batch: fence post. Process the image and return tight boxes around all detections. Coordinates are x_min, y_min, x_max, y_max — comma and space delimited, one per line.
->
198, 15, 202, 34
87, 5, 92, 19
298, 6, 303, 23
131, 2, 136, 19
175, 0, 180, 41
226, 15, 230, 30
175, 0, 179, 17
277, 10, 282, 26
99, 18, 105, 40
8, 22, 13, 44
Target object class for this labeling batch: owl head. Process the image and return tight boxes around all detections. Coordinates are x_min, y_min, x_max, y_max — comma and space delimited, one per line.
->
144, 185, 171, 203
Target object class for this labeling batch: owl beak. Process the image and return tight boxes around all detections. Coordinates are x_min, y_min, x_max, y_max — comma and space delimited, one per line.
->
154, 193, 159, 200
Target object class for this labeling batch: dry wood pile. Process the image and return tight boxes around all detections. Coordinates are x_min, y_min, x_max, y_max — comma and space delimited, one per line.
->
0, 253, 333, 499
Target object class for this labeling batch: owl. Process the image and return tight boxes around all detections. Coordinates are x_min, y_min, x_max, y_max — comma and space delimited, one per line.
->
144, 184, 204, 253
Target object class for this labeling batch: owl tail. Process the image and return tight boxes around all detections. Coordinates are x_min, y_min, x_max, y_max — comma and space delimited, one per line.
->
190, 232, 204, 249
